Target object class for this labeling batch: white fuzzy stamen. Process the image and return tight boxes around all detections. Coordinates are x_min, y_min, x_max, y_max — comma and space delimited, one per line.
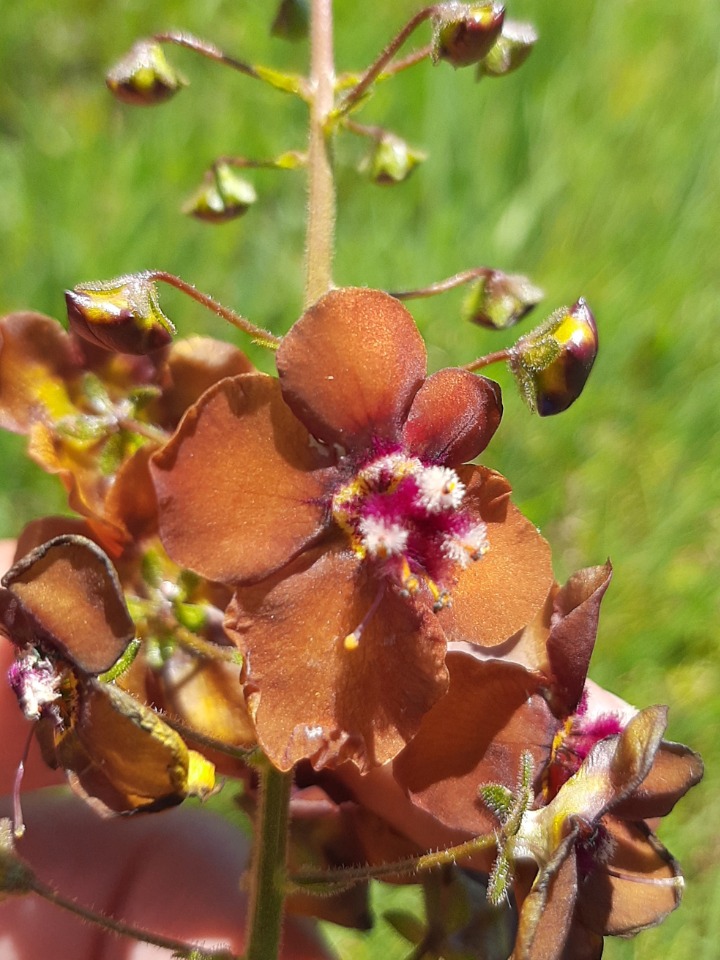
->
442, 521, 489, 568
416, 466, 465, 513
359, 517, 410, 558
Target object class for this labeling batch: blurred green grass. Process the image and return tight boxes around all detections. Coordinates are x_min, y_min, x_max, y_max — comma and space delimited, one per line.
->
1, 1, 718, 957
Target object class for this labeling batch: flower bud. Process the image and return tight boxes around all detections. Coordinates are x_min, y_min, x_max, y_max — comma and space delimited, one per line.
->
271, 0, 309, 41
509, 298, 598, 416
462, 271, 543, 330
433, 3, 505, 67
106, 41, 186, 106
476, 20, 538, 79
183, 162, 257, 223
363, 136, 426, 186
66, 274, 175, 355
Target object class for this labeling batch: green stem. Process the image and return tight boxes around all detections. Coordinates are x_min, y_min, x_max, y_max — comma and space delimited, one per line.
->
244, 761, 293, 960
305, 0, 336, 305
292, 831, 497, 888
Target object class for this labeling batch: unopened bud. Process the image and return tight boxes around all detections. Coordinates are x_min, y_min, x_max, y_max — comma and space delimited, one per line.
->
106, 41, 186, 106
463, 271, 543, 330
183, 162, 257, 223
271, 0, 310, 41
66, 274, 175, 355
434, 3, 505, 68
363, 136, 426, 186
477, 20, 538, 79
509, 298, 598, 416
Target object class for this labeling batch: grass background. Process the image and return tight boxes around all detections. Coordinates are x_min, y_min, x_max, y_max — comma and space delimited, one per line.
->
1, 1, 718, 956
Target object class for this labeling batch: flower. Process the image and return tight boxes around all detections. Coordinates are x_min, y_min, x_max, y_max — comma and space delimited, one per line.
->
503, 706, 702, 959
151, 287, 554, 771
0, 310, 253, 551
1, 535, 216, 814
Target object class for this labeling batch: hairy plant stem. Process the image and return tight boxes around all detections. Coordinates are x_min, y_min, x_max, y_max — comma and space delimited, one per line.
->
305, 0, 336, 305
244, 9, 337, 957
244, 760, 293, 960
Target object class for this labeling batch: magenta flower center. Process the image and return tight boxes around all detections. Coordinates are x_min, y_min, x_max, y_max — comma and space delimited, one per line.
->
331, 451, 488, 629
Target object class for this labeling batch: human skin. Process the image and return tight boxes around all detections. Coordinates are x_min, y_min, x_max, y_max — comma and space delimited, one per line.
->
0, 542, 327, 960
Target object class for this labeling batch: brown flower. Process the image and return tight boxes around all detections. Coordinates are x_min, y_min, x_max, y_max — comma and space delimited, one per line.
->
1, 535, 216, 814
151, 287, 553, 771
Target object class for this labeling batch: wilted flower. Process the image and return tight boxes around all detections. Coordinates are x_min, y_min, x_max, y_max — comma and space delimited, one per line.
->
151, 287, 553, 771
183, 162, 258, 223
476, 19, 538, 79
1, 535, 216, 814
462, 270, 543, 330
106, 40, 186, 106
362, 136, 426, 186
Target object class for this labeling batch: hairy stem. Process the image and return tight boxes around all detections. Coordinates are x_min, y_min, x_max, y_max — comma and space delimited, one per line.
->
305, 0, 336, 305
244, 761, 293, 960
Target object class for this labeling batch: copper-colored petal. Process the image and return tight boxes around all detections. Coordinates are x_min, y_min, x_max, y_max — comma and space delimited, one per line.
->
2, 535, 135, 675
577, 819, 683, 937
104, 445, 158, 541
151, 374, 332, 584
402, 368, 502, 466
276, 288, 426, 447
440, 468, 554, 648
514, 835, 579, 960
545, 562, 612, 715
394, 654, 554, 834
0, 312, 78, 433
226, 544, 448, 772
612, 740, 704, 820
156, 336, 254, 428
27, 421, 127, 555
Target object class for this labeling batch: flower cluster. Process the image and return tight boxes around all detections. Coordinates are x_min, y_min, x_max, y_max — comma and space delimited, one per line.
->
0, 4, 703, 958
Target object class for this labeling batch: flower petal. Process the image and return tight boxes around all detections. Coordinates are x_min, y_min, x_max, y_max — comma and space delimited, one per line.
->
439, 468, 554, 647
0, 312, 78, 433
545, 562, 612, 715
611, 740, 704, 820
393, 654, 555, 835
514, 836, 579, 960
276, 288, 426, 448
151, 374, 332, 584
577, 819, 683, 937
155, 336, 254, 428
401, 369, 502, 465
2, 535, 135, 675
225, 544, 449, 772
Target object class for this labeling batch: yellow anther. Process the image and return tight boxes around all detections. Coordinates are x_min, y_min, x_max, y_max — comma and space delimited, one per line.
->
343, 632, 360, 651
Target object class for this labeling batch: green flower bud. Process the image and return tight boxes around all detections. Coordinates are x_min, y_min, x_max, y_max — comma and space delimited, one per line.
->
271, 0, 310, 41
433, 3, 505, 67
183, 162, 257, 223
106, 41, 186, 106
363, 136, 426, 186
463, 271, 543, 330
477, 20, 538, 79
510, 298, 598, 416
66, 274, 175, 355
